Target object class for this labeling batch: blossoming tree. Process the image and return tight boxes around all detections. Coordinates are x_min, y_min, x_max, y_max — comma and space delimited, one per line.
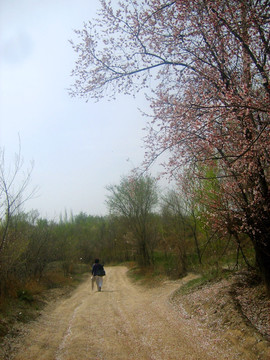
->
70, 0, 270, 291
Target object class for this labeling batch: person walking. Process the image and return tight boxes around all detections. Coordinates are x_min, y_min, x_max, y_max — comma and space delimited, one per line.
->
91, 258, 105, 291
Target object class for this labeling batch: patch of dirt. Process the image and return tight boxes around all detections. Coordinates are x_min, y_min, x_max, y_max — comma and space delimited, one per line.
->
170, 271, 270, 360
231, 272, 269, 339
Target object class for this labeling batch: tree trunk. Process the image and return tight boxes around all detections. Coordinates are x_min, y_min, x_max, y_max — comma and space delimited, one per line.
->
138, 239, 151, 266
254, 239, 270, 296
190, 210, 202, 264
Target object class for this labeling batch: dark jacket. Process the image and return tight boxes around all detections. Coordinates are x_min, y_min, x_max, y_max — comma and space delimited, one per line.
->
92, 263, 104, 276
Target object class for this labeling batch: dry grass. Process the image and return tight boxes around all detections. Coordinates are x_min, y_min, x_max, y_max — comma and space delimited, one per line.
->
171, 271, 270, 360
0, 268, 89, 342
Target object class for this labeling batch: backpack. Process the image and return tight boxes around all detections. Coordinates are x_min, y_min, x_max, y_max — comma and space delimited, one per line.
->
96, 264, 106, 276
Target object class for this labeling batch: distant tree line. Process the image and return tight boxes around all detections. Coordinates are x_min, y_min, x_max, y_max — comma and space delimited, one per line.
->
0, 160, 255, 300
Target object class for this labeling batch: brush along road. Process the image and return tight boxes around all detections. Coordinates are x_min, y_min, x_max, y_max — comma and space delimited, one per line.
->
11, 266, 250, 360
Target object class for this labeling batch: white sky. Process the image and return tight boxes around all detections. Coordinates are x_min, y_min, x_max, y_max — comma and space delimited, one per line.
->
0, 0, 167, 220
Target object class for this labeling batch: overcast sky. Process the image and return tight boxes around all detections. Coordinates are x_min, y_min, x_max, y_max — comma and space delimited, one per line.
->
0, 0, 168, 220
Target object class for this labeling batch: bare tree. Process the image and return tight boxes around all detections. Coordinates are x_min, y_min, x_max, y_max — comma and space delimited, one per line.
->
0, 146, 37, 257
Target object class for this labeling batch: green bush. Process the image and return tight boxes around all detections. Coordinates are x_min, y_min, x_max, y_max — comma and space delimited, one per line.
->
17, 289, 34, 303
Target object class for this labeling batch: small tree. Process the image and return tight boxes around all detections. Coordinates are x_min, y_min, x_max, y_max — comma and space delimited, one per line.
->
0, 147, 37, 296
161, 190, 189, 275
106, 174, 158, 266
0, 148, 36, 255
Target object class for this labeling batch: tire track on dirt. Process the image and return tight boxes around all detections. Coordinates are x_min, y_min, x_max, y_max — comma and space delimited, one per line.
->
9, 266, 246, 360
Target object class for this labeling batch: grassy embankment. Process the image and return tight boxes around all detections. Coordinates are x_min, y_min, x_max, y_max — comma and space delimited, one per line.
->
0, 262, 90, 339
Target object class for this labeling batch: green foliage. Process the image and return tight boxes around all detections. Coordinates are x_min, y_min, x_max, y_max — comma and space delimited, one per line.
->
152, 251, 180, 278
175, 275, 215, 296
106, 174, 159, 266
17, 289, 34, 303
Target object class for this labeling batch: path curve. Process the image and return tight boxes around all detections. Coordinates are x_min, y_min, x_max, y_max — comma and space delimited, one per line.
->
10, 266, 245, 360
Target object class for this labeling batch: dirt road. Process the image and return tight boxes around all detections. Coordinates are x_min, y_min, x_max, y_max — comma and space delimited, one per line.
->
7, 266, 249, 360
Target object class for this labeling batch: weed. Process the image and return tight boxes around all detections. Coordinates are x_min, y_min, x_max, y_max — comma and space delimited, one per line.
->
17, 289, 34, 303
176, 276, 212, 295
